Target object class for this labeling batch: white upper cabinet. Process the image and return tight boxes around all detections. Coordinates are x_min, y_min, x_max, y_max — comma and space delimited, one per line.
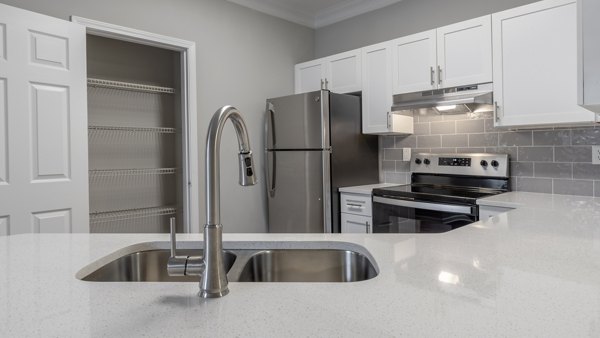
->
362, 41, 413, 134
326, 49, 362, 94
294, 59, 326, 94
437, 15, 492, 88
577, 0, 600, 114
294, 49, 362, 94
362, 42, 393, 134
391, 30, 437, 94
492, 0, 596, 127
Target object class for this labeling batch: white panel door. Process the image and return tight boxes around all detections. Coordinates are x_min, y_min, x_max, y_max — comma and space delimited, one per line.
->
294, 59, 326, 94
492, 0, 595, 127
325, 49, 362, 93
0, 4, 88, 235
392, 30, 437, 94
437, 15, 493, 88
341, 213, 371, 234
362, 42, 393, 134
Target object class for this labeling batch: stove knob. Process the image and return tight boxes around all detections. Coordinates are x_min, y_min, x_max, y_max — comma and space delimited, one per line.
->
415, 158, 422, 165
491, 160, 499, 168
423, 159, 431, 165
480, 160, 488, 167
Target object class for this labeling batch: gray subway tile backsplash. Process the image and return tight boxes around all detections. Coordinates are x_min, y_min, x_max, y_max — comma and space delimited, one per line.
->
518, 147, 554, 162
380, 111, 600, 197
554, 179, 594, 196
430, 121, 456, 134
511, 162, 534, 177
499, 131, 533, 146
469, 133, 499, 147
516, 177, 553, 194
573, 163, 600, 180
555, 146, 592, 163
533, 130, 571, 146
442, 134, 469, 147
533, 162, 572, 179
417, 135, 441, 148
456, 119, 485, 133
572, 128, 600, 145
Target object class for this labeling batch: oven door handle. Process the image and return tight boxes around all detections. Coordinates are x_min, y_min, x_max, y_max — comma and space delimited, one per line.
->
373, 196, 473, 214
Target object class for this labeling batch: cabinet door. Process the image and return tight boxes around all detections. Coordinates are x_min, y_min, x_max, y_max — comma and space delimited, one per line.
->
341, 213, 371, 233
492, 0, 595, 127
437, 15, 492, 88
294, 59, 326, 94
0, 4, 89, 235
392, 30, 437, 94
325, 49, 362, 93
362, 42, 393, 134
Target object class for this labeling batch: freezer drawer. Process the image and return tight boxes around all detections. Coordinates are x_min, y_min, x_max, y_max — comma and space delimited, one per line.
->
266, 91, 329, 150
266, 150, 330, 233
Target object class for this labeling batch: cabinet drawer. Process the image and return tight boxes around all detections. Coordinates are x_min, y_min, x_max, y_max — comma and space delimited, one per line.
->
479, 205, 513, 219
340, 193, 372, 216
341, 213, 372, 233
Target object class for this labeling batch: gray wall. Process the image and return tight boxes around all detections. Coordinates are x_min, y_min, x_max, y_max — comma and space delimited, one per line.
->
381, 112, 600, 197
1, 0, 314, 233
315, 0, 537, 58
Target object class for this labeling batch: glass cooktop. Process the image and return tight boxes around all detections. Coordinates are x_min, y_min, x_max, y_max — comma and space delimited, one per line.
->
372, 183, 506, 205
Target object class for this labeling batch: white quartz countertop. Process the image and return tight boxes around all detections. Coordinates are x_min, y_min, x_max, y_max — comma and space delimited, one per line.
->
338, 183, 397, 194
3, 192, 600, 337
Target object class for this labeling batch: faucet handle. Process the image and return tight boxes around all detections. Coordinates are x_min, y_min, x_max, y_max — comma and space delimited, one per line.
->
169, 217, 177, 257
167, 217, 187, 276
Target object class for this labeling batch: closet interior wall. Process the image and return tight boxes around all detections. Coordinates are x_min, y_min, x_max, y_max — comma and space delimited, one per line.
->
86, 35, 184, 233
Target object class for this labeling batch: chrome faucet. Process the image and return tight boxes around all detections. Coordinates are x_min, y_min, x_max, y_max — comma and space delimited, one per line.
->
167, 106, 257, 298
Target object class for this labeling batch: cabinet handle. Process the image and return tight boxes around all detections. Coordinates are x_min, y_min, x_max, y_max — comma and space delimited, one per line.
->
387, 112, 391, 129
366, 221, 370, 234
437, 65, 442, 85
430, 66, 435, 85
346, 203, 364, 209
324, 78, 329, 90
494, 101, 500, 123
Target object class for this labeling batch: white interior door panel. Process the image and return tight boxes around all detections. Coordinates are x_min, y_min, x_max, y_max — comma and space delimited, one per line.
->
0, 3, 88, 235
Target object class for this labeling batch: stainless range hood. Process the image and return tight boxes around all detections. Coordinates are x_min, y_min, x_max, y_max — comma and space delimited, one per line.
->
391, 83, 494, 114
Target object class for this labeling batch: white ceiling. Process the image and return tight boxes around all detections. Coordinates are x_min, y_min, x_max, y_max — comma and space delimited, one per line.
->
227, 0, 403, 28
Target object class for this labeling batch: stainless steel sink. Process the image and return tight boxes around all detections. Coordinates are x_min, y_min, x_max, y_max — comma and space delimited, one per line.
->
80, 249, 236, 282
77, 242, 379, 283
237, 249, 377, 282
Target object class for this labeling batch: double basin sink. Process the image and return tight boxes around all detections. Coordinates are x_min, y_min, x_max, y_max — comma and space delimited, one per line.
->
77, 242, 378, 283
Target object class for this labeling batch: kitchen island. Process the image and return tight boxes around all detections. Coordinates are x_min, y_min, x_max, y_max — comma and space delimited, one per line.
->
2, 192, 600, 337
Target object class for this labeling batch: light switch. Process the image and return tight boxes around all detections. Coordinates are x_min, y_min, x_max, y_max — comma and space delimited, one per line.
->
402, 148, 411, 161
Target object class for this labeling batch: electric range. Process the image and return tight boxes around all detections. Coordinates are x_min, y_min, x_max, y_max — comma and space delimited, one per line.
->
371, 153, 509, 233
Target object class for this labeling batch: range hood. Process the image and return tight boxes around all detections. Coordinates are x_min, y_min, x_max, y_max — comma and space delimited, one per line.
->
391, 83, 493, 114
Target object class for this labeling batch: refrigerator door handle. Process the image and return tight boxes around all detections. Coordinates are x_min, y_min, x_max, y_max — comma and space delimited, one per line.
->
266, 104, 276, 148
266, 151, 276, 197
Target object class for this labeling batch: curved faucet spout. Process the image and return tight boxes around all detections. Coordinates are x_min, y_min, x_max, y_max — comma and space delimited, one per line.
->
169, 105, 256, 298
206, 106, 257, 227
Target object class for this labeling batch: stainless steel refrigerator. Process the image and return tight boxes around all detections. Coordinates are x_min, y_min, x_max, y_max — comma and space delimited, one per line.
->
265, 90, 379, 233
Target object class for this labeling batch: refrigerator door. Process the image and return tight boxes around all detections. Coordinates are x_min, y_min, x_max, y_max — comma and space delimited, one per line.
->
266, 150, 331, 233
266, 90, 330, 150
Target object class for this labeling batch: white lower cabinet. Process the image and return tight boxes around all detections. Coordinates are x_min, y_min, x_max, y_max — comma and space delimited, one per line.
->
340, 192, 372, 233
341, 213, 371, 234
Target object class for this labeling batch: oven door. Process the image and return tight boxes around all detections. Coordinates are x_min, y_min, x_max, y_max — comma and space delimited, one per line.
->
372, 196, 477, 233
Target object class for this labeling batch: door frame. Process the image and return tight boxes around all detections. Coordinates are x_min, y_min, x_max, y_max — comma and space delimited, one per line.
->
71, 16, 199, 233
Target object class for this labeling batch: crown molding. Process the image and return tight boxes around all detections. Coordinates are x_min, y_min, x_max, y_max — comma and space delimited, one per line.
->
228, 0, 403, 29
228, 0, 315, 28
315, 0, 403, 28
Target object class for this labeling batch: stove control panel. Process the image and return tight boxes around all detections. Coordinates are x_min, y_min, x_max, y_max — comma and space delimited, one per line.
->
439, 157, 471, 167
411, 153, 509, 177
